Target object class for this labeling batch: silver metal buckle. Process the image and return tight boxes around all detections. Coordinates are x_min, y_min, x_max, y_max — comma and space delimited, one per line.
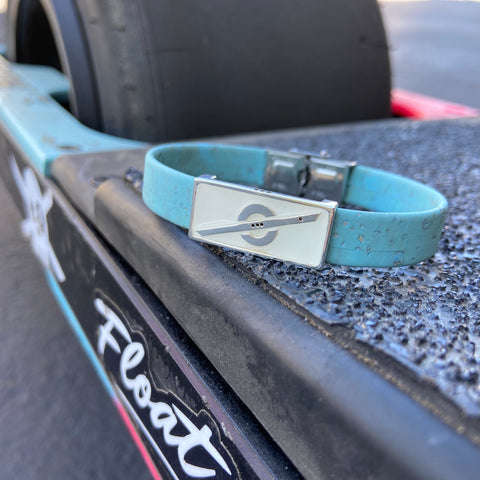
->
263, 149, 356, 202
189, 176, 337, 267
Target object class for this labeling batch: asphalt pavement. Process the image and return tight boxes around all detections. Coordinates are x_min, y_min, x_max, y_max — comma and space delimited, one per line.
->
0, 1, 479, 479
380, 0, 480, 108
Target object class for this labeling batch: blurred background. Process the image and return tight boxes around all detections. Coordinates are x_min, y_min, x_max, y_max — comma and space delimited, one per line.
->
0, 1, 478, 479
380, 0, 479, 108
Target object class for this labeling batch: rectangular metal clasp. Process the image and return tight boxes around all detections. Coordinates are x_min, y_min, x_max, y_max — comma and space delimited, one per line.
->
263, 150, 307, 197
302, 154, 357, 203
263, 149, 356, 202
189, 176, 337, 267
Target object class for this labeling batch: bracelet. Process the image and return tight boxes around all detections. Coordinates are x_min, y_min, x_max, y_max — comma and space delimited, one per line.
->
142, 143, 448, 268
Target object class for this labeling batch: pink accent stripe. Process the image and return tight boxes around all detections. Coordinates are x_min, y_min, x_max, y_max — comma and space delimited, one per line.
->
391, 88, 479, 119
114, 400, 163, 480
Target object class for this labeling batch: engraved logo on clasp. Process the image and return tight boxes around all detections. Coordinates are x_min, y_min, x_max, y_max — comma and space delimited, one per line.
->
190, 178, 337, 266
197, 203, 320, 247
238, 204, 277, 246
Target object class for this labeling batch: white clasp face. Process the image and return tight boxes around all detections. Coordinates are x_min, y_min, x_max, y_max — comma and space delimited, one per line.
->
189, 177, 337, 267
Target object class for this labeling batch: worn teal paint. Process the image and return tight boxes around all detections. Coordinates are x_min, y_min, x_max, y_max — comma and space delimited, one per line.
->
0, 58, 145, 176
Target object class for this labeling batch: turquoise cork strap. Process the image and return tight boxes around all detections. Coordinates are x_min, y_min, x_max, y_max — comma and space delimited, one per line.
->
143, 143, 448, 268
327, 166, 448, 266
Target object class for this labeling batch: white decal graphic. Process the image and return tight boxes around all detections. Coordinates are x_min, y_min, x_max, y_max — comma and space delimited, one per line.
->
95, 298, 232, 478
10, 155, 65, 283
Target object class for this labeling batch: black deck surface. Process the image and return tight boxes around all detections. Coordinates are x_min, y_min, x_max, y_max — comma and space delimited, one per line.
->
224, 118, 480, 419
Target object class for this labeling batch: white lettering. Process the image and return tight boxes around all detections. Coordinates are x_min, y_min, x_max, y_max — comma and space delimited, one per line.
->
120, 342, 145, 389
133, 374, 152, 409
173, 405, 232, 477
96, 298, 231, 478
150, 401, 176, 431
95, 298, 132, 354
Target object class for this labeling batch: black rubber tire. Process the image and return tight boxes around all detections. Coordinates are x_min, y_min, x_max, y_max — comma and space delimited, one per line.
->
8, 0, 391, 142
7, 0, 102, 130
